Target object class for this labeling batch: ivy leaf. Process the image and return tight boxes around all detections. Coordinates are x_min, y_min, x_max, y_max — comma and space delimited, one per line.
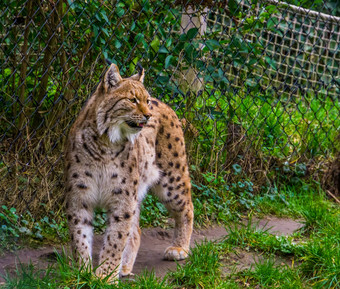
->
228, 0, 239, 16
265, 56, 277, 70
101, 28, 109, 37
114, 39, 122, 49
116, 7, 124, 17
267, 18, 279, 29
165, 55, 173, 69
165, 38, 172, 47
265, 5, 279, 14
186, 27, 198, 41
100, 11, 109, 23
135, 33, 144, 45
232, 164, 242, 175
205, 39, 220, 50
150, 37, 160, 53
159, 46, 169, 54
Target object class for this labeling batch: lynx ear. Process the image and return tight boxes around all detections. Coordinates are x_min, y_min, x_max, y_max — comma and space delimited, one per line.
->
129, 63, 145, 83
102, 63, 122, 91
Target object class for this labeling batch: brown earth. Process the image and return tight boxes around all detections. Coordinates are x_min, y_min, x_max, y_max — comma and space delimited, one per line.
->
0, 217, 303, 283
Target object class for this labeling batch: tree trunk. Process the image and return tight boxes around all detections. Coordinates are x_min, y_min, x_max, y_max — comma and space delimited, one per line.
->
18, 0, 34, 132
32, 1, 61, 129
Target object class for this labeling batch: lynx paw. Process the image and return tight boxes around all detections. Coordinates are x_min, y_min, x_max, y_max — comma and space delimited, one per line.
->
164, 246, 188, 260
96, 269, 119, 283
120, 265, 134, 277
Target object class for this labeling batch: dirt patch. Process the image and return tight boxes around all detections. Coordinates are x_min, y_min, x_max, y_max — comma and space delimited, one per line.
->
249, 216, 304, 236
0, 226, 227, 282
0, 217, 303, 282
221, 247, 294, 276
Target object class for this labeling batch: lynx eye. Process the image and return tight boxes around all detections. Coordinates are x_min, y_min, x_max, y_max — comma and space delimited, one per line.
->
130, 98, 138, 104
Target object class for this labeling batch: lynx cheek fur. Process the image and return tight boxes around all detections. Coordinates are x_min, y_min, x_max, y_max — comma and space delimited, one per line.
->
64, 63, 193, 279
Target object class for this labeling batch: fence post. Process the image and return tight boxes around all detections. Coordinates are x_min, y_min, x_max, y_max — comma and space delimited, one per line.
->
179, 6, 207, 93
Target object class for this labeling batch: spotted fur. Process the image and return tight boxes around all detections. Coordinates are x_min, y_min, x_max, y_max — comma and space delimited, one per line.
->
65, 64, 193, 280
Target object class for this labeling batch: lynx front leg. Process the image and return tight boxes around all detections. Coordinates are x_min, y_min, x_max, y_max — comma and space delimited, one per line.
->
96, 200, 136, 280
121, 207, 141, 277
66, 198, 94, 266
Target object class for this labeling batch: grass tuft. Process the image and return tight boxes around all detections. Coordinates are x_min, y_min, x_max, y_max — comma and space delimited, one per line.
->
237, 258, 305, 288
168, 240, 221, 288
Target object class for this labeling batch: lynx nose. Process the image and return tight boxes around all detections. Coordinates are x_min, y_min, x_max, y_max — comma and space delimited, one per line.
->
144, 113, 152, 121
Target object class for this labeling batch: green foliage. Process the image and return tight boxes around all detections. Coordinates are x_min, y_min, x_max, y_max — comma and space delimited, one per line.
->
2, 185, 339, 288
200, 88, 339, 160
1, 1, 340, 286
132, 271, 172, 289
1, 0, 339, 219
4, 251, 112, 288
93, 208, 108, 234
140, 194, 169, 227
188, 85, 339, 193
0, 0, 283, 131
285, 0, 340, 16
238, 259, 305, 288
192, 171, 236, 225
3, 250, 171, 289
224, 219, 304, 256
191, 168, 257, 225
301, 236, 340, 288
168, 240, 222, 288
222, 214, 340, 288
0, 206, 21, 250
249, 184, 340, 288
0, 205, 68, 252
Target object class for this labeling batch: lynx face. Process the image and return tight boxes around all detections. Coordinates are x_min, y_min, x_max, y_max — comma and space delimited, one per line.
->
96, 68, 152, 143
65, 63, 194, 281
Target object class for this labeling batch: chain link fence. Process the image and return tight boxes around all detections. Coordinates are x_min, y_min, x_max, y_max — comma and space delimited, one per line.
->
1, 0, 339, 215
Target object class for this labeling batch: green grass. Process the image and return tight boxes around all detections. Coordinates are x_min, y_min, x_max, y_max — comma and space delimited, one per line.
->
236, 258, 305, 288
167, 240, 222, 288
2, 183, 339, 288
2, 251, 170, 289
223, 219, 304, 256
254, 183, 338, 220
223, 183, 340, 288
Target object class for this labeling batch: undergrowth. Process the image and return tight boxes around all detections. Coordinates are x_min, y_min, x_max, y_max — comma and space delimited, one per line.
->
0, 205, 68, 253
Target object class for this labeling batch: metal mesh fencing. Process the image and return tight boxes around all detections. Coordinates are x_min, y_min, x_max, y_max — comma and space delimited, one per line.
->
1, 0, 339, 215
207, 0, 340, 97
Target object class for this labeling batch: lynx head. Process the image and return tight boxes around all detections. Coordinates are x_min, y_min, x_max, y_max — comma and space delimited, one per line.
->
96, 63, 152, 143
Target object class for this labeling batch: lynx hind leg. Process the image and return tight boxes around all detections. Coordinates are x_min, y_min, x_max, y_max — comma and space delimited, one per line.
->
121, 208, 142, 277
66, 198, 94, 266
151, 179, 194, 261
164, 202, 193, 261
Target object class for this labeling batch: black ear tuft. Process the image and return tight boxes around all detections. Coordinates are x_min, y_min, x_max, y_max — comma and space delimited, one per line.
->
128, 63, 145, 83
105, 59, 112, 66
136, 62, 143, 75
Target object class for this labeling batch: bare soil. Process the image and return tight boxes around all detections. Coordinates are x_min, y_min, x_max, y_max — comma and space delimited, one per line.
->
0, 217, 303, 282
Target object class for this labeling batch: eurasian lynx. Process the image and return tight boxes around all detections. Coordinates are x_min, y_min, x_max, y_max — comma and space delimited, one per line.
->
64, 63, 193, 280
